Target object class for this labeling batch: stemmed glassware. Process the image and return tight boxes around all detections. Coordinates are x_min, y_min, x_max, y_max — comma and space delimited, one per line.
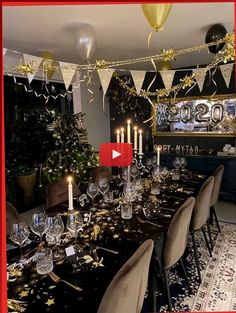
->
159, 166, 169, 186
173, 157, 181, 169
179, 157, 187, 170
97, 177, 109, 206
131, 165, 139, 181
66, 211, 84, 238
123, 181, 136, 203
46, 213, 64, 260
10, 222, 30, 262
121, 167, 128, 182
152, 165, 162, 182
87, 182, 98, 210
30, 211, 48, 243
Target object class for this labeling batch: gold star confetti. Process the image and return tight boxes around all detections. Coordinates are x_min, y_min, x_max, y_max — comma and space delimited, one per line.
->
45, 298, 55, 306
9, 268, 23, 277
19, 291, 29, 298
113, 234, 119, 239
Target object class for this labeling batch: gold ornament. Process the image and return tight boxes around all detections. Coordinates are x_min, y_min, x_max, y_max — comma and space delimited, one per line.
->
19, 291, 29, 298
90, 224, 100, 240
180, 74, 196, 89
156, 88, 169, 98
17, 63, 34, 75
162, 48, 176, 61
95, 60, 108, 70
157, 60, 172, 70
223, 32, 235, 45
141, 4, 173, 31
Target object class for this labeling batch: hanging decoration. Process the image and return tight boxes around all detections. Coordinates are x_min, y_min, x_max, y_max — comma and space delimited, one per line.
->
41, 51, 56, 80
160, 70, 175, 90
76, 24, 97, 62
220, 63, 234, 88
59, 61, 77, 90
205, 24, 227, 54
97, 68, 115, 117
130, 70, 146, 95
192, 68, 206, 92
141, 4, 172, 31
23, 54, 43, 84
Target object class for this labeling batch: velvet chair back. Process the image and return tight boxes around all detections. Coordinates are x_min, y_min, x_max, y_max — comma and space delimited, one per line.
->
191, 176, 214, 230
162, 197, 195, 269
210, 165, 224, 207
97, 239, 154, 313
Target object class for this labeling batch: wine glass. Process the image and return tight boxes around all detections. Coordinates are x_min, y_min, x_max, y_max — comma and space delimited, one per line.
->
10, 222, 30, 262
121, 167, 128, 182
173, 157, 181, 169
66, 211, 84, 238
30, 211, 48, 242
152, 165, 161, 182
87, 182, 98, 210
160, 166, 169, 183
97, 177, 109, 206
146, 159, 153, 171
46, 213, 64, 260
131, 165, 139, 180
179, 157, 187, 170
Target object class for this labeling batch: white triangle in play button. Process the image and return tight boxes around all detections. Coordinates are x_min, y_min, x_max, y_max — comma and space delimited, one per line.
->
112, 149, 121, 159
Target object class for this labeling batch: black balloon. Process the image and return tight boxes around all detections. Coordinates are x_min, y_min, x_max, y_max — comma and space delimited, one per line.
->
205, 24, 227, 54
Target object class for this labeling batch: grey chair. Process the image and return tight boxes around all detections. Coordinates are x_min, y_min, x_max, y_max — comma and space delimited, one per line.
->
6, 201, 22, 237
46, 179, 81, 209
159, 197, 195, 312
210, 165, 224, 233
97, 239, 154, 313
190, 176, 214, 283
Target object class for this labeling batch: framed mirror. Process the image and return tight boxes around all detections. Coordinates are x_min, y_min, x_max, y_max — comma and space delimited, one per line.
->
152, 94, 236, 137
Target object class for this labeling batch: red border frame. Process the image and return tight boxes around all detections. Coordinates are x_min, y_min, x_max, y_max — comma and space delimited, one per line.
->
1, 2, 235, 313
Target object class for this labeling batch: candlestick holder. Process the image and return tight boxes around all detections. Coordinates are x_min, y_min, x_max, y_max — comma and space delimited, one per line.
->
136, 153, 145, 170
132, 149, 139, 166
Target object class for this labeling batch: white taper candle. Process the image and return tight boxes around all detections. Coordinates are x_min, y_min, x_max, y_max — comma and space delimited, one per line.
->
68, 176, 74, 211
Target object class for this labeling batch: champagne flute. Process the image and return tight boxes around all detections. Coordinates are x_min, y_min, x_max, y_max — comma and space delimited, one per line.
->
30, 211, 48, 242
173, 157, 181, 169
97, 177, 109, 206
46, 213, 64, 260
179, 157, 187, 170
10, 222, 30, 262
87, 182, 98, 210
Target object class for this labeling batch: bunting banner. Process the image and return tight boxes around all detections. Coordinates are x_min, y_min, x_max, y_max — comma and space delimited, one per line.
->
23, 54, 43, 84
59, 61, 78, 90
159, 70, 175, 90
192, 68, 206, 92
130, 70, 146, 94
97, 69, 115, 95
3, 48, 7, 56
220, 63, 234, 88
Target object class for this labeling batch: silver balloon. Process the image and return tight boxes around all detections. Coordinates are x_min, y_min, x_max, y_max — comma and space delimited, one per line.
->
76, 25, 97, 61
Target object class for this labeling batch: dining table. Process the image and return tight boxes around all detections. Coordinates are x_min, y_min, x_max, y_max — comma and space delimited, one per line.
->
7, 168, 206, 313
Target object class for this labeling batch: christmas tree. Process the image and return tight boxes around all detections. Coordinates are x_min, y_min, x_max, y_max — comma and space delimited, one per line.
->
41, 112, 98, 185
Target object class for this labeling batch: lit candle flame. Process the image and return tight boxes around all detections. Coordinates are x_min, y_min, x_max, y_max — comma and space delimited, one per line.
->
67, 176, 73, 184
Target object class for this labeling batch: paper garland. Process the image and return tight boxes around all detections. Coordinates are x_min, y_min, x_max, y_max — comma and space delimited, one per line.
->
23, 54, 43, 84
220, 63, 234, 88
192, 68, 206, 92
97, 69, 115, 95
59, 61, 77, 90
130, 70, 146, 94
159, 70, 175, 90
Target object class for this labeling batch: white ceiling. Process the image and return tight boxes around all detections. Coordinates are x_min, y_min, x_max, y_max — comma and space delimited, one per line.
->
3, 3, 234, 70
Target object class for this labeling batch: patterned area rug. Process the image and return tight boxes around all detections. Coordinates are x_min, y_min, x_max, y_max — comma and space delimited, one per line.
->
156, 221, 236, 312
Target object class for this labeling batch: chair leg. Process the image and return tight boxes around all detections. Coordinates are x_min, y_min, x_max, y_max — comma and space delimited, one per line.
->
201, 226, 212, 257
179, 257, 192, 294
212, 205, 221, 233
206, 219, 214, 251
153, 290, 157, 313
191, 230, 201, 283
163, 268, 172, 312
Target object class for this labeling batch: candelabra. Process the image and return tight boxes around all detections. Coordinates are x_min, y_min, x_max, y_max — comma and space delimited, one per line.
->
136, 153, 145, 171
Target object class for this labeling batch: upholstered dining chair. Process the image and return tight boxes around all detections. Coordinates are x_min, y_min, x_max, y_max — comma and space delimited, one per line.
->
190, 176, 214, 283
46, 179, 81, 209
210, 165, 224, 233
6, 201, 23, 237
97, 239, 154, 313
159, 197, 195, 312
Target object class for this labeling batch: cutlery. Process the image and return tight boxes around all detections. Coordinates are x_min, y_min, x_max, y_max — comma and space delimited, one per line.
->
48, 271, 82, 292
137, 216, 162, 227
86, 243, 118, 255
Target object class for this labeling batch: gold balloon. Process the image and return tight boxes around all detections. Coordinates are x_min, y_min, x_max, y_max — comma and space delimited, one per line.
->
141, 4, 172, 31
41, 51, 56, 79
157, 60, 172, 70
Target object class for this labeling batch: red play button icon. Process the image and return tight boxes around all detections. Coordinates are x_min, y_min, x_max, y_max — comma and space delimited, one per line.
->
99, 143, 133, 167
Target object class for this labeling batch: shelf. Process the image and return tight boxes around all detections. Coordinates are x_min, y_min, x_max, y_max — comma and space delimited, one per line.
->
155, 132, 236, 138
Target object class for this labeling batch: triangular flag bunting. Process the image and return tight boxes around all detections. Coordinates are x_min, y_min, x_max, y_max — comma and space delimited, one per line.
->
159, 70, 175, 90
59, 61, 78, 90
3, 48, 7, 56
220, 63, 234, 88
23, 54, 43, 84
130, 70, 146, 94
192, 68, 206, 92
97, 69, 115, 95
